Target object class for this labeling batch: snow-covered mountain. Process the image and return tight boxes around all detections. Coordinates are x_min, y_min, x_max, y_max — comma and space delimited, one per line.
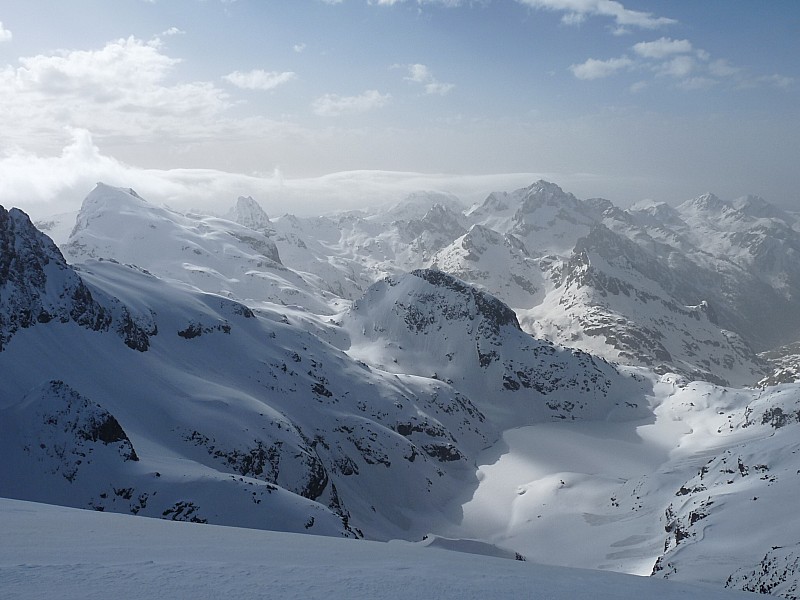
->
1, 201, 500, 539
6, 179, 800, 598
62, 184, 334, 313
341, 269, 648, 428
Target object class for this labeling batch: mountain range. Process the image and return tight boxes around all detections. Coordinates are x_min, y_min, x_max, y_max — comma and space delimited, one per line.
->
5, 180, 800, 597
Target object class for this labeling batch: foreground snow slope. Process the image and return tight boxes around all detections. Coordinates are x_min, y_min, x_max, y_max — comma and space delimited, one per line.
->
0, 498, 750, 600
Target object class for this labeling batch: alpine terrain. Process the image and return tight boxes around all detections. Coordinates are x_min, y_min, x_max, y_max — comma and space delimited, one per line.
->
4, 180, 800, 598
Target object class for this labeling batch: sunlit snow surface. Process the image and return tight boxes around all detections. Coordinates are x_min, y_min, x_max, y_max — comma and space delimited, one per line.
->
0, 498, 750, 600
447, 374, 800, 592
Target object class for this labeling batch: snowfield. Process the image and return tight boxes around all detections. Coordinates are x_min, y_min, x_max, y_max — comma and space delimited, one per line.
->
0, 497, 751, 600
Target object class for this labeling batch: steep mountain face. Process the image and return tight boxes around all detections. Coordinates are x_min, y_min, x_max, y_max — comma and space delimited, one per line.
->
342, 269, 649, 428
227, 195, 274, 235
670, 194, 800, 350
0, 378, 352, 536
440, 182, 767, 386
527, 221, 766, 386
0, 205, 152, 352
616, 193, 800, 354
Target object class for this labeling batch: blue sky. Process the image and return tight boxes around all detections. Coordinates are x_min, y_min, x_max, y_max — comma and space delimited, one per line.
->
0, 0, 798, 215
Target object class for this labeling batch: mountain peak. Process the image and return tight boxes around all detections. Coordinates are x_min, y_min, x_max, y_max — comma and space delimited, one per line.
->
679, 193, 732, 214
517, 180, 580, 214
628, 199, 684, 227
410, 268, 521, 332
733, 194, 794, 223
229, 196, 272, 232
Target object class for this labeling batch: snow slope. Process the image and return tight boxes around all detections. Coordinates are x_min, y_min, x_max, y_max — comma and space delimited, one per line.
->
444, 372, 800, 595
62, 184, 336, 314
0, 497, 751, 600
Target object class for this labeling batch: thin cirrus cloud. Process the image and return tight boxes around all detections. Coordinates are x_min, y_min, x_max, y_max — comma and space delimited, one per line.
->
222, 69, 297, 91
402, 63, 454, 95
312, 90, 391, 117
0, 21, 12, 42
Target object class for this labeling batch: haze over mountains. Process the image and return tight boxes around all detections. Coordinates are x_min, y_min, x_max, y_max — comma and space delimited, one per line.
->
4, 180, 800, 597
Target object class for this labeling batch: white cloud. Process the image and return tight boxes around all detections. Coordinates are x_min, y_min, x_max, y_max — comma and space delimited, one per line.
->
293, 43, 307, 53
519, 0, 676, 30
632, 37, 692, 59
312, 89, 390, 116
403, 63, 455, 95
760, 74, 794, 89
659, 55, 695, 78
0, 21, 11, 42
570, 56, 632, 80
0, 128, 550, 219
677, 77, 717, 91
0, 36, 240, 148
708, 59, 740, 78
223, 69, 297, 90
161, 27, 186, 36
629, 80, 647, 93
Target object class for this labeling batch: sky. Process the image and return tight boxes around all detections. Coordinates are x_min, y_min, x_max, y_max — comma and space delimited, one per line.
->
0, 0, 798, 217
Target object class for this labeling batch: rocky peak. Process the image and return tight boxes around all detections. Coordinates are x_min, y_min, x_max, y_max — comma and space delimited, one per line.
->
409, 269, 521, 333
517, 180, 580, 215
678, 193, 733, 216
229, 196, 272, 232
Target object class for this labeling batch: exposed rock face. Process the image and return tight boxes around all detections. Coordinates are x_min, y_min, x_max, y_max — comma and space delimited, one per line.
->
228, 195, 273, 232
727, 544, 800, 598
344, 269, 648, 427
6, 381, 138, 485
0, 205, 151, 351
